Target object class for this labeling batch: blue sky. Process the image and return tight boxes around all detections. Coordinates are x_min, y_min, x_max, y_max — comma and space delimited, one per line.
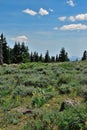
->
0, 0, 87, 58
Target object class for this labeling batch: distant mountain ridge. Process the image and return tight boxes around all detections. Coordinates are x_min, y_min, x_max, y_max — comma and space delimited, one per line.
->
70, 56, 81, 61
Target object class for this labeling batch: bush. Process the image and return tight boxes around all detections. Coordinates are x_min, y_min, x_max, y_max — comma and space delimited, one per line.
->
58, 105, 87, 130
32, 95, 46, 108
13, 86, 35, 97
22, 110, 58, 130
0, 112, 21, 127
81, 86, 87, 102
57, 74, 72, 85
79, 76, 87, 85
58, 84, 71, 94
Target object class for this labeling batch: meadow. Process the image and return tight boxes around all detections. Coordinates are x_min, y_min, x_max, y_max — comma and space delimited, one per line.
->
0, 61, 87, 130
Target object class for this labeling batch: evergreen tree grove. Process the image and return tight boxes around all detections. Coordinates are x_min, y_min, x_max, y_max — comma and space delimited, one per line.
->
12, 42, 29, 63
2, 33, 85, 64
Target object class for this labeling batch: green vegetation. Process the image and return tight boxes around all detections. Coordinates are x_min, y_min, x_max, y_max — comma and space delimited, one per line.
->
0, 61, 87, 130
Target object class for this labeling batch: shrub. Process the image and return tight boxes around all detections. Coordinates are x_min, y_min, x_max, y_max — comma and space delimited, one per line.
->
58, 105, 87, 130
13, 86, 35, 98
22, 110, 58, 130
4, 67, 18, 74
81, 86, 87, 102
31, 86, 54, 108
58, 84, 71, 94
0, 112, 21, 127
57, 74, 72, 85
79, 76, 87, 85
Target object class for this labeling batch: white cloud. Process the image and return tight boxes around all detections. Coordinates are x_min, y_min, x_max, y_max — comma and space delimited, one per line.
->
23, 8, 50, 16
58, 16, 67, 21
59, 13, 87, 22
53, 27, 59, 30
11, 35, 28, 42
60, 24, 87, 31
23, 8, 37, 16
39, 8, 49, 16
75, 14, 87, 21
68, 16, 75, 22
49, 8, 54, 12
67, 0, 75, 7
69, 13, 87, 22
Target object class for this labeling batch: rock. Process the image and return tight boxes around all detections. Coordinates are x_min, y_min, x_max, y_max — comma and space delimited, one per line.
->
59, 99, 79, 112
12, 107, 32, 114
2, 64, 8, 67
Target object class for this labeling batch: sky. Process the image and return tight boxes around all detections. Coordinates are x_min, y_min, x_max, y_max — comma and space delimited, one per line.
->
0, 0, 87, 58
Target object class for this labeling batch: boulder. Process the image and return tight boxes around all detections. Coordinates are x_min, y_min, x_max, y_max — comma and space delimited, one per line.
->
59, 99, 79, 112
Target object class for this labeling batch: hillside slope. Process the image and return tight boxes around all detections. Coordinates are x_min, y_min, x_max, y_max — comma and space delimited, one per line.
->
0, 61, 87, 130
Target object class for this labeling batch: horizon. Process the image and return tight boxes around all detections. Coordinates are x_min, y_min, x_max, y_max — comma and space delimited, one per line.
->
0, 0, 87, 58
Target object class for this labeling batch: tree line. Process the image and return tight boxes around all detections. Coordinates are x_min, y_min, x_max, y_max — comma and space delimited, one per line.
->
0, 33, 86, 64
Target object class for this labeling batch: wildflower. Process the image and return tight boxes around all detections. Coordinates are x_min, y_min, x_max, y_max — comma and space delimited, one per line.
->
85, 121, 87, 126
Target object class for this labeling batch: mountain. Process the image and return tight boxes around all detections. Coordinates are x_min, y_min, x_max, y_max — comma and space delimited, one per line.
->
70, 56, 81, 61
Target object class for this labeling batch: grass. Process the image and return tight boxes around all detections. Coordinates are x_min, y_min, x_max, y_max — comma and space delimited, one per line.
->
0, 61, 87, 130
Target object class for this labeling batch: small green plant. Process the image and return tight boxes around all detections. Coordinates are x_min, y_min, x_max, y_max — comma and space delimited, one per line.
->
32, 95, 46, 107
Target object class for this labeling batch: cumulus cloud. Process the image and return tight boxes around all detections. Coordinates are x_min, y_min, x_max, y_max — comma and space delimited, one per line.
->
23, 8, 37, 16
69, 13, 87, 21
39, 8, 49, 16
23, 8, 49, 16
58, 16, 67, 21
68, 16, 75, 22
11, 35, 28, 42
60, 24, 87, 31
53, 27, 59, 30
49, 8, 54, 12
59, 13, 87, 22
67, 0, 75, 7
75, 13, 87, 21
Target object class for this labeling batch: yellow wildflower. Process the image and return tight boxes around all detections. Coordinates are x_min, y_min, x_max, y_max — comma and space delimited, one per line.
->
85, 121, 87, 126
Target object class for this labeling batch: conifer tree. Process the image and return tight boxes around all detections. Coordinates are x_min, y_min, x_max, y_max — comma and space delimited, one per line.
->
56, 54, 59, 62
30, 52, 33, 62
33, 51, 39, 62
0, 33, 10, 64
39, 53, 43, 62
44, 50, 50, 62
82, 50, 87, 60
58, 47, 69, 62
51, 56, 55, 62
12, 42, 29, 63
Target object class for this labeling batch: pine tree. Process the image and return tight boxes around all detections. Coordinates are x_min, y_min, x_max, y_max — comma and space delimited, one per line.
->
3, 42, 10, 64
51, 56, 55, 62
33, 51, 39, 62
30, 52, 33, 62
20, 42, 29, 62
12, 42, 29, 63
0, 33, 4, 64
0, 33, 10, 64
44, 50, 50, 62
58, 47, 69, 62
56, 54, 59, 62
39, 53, 43, 62
82, 50, 87, 60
